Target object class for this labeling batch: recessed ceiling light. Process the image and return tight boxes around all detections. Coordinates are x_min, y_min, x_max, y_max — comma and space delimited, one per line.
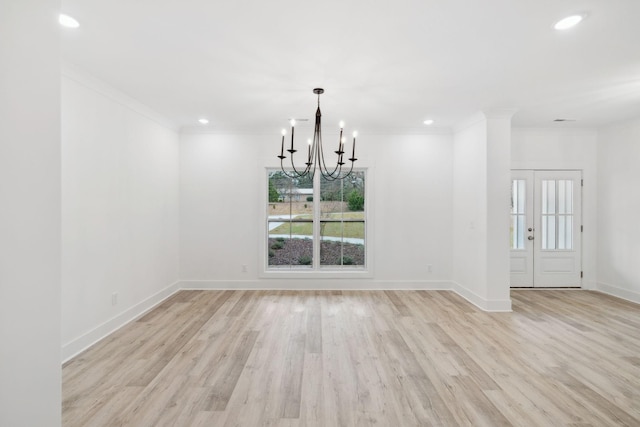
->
59, 14, 79, 29
198, 118, 209, 124
423, 119, 434, 126
554, 15, 584, 30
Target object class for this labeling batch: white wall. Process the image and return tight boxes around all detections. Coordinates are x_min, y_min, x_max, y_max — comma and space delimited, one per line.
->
597, 119, 640, 303
452, 117, 488, 301
485, 115, 513, 303
0, 2, 62, 425
61, 66, 180, 361
511, 128, 598, 289
179, 131, 453, 288
452, 113, 513, 311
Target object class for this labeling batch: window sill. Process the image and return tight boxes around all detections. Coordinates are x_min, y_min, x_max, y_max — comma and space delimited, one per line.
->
259, 269, 373, 280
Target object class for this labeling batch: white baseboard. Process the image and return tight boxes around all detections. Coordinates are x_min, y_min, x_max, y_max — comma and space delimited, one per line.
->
451, 281, 512, 312
596, 281, 640, 305
178, 279, 452, 291
62, 281, 180, 363
181, 280, 512, 311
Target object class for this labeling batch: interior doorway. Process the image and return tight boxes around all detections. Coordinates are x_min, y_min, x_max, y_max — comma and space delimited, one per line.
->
510, 170, 582, 288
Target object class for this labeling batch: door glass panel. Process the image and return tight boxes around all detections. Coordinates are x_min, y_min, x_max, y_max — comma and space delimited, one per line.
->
558, 214, 566, 249
511, 179, 526, 249
558, 180, 573, 214
566, 216, 573, 249
542, 180, 556, 214
543, 214, 556, 249
541, 180, 574, 250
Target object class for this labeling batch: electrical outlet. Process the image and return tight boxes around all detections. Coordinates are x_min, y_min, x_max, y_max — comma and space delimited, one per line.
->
111, 293, 118, 306
427, 264, 432, 273
241, 264, 248, 273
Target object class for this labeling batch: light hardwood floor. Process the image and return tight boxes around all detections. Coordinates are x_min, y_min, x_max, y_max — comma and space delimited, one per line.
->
62, 290, 640, 426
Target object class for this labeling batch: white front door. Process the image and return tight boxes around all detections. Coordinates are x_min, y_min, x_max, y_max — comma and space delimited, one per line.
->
510, 170, 582, 288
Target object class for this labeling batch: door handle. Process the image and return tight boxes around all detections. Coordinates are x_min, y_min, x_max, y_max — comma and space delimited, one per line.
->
528, 228, 533, 232
528, 236, 534, 240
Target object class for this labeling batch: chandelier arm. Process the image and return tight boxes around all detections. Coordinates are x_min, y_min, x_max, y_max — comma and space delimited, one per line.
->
319, 151, 343, 179
339, 160, 356, 180
309, 129, 319, 180
278, 158, 299, 179
316, 124, 343, 179
315, 124, 329, 175
286, 131, 314, 178
321, 127, 349, 180
320, 146, 357, 181
279, 154, 310, 179
324, 164, 356, 181
289, 150, 311, 177
321, 165, 348, 181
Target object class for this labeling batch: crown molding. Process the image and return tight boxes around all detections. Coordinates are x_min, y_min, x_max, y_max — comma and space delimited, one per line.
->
599, 116, 640, 132
453, 109, 518, 134
482, 108, 518, 120
512, 126, 598, 134
61, 61, 179, 132
453, 112, 487, 134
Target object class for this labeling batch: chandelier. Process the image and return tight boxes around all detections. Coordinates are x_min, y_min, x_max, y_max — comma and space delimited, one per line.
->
278, 88, 357, 181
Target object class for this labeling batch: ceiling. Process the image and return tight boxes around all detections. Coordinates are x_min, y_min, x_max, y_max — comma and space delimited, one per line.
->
60, 0, 640, 133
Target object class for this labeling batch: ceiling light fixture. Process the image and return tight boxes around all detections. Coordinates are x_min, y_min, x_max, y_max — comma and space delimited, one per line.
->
277, 88, 358, 181
554, 14, 583, 30
198, 118, 209, 124
423, 119, 434, 125
59, 14, 80, 28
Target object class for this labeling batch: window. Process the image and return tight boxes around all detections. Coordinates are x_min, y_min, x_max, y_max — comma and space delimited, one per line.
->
267, 170, 366, 270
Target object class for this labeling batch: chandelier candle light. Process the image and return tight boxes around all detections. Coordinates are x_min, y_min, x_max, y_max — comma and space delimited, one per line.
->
277, 88, 357, 181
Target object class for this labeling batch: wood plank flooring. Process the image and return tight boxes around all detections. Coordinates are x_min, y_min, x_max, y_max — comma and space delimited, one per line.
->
62, 290, 640, 426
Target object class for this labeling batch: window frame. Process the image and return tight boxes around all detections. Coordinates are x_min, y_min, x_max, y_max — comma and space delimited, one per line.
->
260, 167, 372, 279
